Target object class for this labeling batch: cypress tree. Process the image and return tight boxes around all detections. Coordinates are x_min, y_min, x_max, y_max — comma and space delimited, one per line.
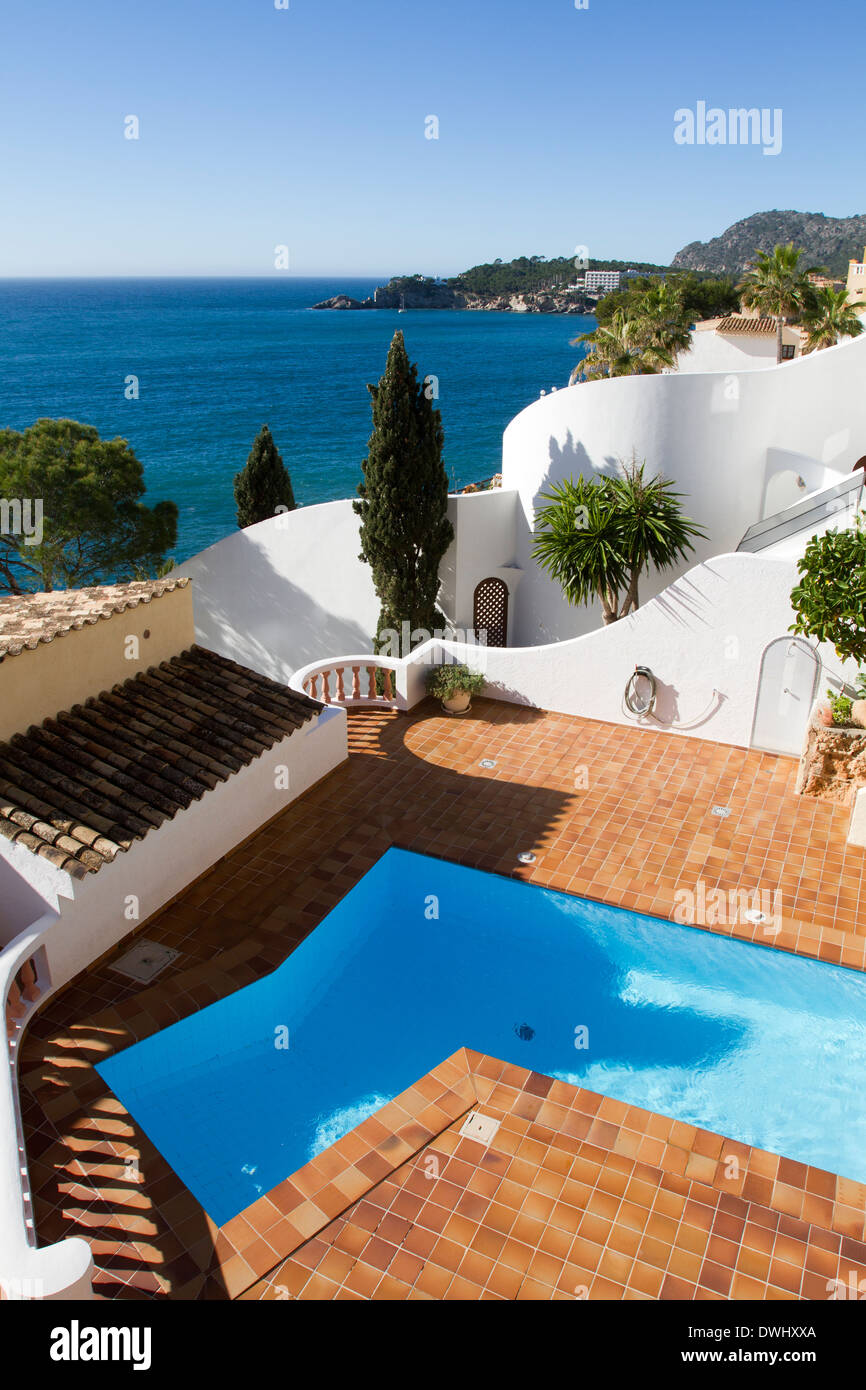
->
234, 425, 296, 528
354, 331, 454, 654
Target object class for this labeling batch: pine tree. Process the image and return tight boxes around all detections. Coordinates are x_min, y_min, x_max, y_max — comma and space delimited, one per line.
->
354, 331, 454, 654
234, 425, 296, 528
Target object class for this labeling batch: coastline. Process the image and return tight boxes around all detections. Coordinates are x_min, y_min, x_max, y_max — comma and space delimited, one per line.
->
312, 286, 595, 316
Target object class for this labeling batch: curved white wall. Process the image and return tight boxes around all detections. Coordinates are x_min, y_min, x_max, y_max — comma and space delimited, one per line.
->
400, 550, 855, 750
179, 493, 524, 680
502, 332, 866, 645
177, 500, 381, 682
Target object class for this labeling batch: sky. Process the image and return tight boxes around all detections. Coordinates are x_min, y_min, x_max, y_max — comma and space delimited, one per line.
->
0, 0, 862, 277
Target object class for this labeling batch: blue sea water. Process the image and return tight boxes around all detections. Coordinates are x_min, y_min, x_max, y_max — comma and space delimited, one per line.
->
0, 278, 593, 562
98, 849, 866, 1225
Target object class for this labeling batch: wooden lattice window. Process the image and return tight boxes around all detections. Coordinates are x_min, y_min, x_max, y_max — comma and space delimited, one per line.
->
473, 577, 508, 648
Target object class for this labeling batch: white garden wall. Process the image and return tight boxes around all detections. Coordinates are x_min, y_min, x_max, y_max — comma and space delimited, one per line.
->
438, 489, 522, 643
399, 550, 855, 750
176, 500, 380, 681
502, 331, 866, 645
179, 492, 526, 675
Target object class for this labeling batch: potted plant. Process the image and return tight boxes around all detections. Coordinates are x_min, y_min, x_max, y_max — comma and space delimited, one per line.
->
426, 663, 485, 715
826, 689, 854, 726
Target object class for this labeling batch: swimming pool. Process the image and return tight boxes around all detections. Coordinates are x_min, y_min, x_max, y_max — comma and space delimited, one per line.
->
97, 848, 866, 1225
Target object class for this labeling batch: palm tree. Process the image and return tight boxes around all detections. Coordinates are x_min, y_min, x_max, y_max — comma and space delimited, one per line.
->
571, 287, 692, 381
632, 283, 693, 367
800, 287, 865, 353
570, 309, 638, 382
532, 459, 705, 624
737, 243, 821, 364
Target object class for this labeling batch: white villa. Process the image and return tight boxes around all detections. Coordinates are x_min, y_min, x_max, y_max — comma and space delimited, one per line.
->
676, 312, 805, 372
3, 320, 866, 1301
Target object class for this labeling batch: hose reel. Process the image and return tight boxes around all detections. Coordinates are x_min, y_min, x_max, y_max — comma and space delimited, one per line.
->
624, 665, 657, 717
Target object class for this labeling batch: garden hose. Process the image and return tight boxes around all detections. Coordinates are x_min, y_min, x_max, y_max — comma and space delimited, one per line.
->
624, 665, 657, 717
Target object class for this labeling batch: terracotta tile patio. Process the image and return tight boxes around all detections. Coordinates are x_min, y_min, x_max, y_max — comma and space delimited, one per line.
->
242, 1051, 866, 1303
16, 699, 866, 1299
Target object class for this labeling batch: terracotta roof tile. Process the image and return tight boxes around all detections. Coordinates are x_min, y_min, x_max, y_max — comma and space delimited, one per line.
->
714, 315, 778, 335
0, 645, 323, 877
0, 579, 190, 660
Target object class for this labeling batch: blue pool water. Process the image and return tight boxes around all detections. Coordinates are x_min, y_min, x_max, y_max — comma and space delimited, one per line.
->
97, 850, 866, 1224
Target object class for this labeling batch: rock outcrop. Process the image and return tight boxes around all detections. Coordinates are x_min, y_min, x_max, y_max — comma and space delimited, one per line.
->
312, 278, 593, 314
311, 294, 366, 310
796, 710, 866, 805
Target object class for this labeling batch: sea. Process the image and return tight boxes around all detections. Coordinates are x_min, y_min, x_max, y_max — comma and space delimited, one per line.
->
0, 278, 593, 563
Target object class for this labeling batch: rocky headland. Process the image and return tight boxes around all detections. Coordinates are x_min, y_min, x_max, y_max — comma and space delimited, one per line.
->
312, 278, 592, 315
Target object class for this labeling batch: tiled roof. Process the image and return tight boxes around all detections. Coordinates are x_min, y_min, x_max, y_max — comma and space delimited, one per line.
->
0, 579, 190, 660
0, 645, 322, 878
714, 315, 778, 336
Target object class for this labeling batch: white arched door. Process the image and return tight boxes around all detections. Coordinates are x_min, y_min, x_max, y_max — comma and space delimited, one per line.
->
750, 637, 820, 756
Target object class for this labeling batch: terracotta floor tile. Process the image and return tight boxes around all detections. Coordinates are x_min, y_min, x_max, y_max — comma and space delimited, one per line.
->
19, 702, 866, 1303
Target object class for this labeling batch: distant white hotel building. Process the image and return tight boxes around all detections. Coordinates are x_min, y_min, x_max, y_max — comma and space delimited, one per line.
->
584, 269, 621, 292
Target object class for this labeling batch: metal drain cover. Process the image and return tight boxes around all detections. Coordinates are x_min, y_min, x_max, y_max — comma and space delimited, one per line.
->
110, 940, 179, 984
517, 851, 536, 864
479, 758, 496, 769
459, 1112, 501, 1145
711, 806, 731, 819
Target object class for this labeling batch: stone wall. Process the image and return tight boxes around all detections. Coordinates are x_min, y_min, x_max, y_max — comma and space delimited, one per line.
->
796, 713, 866, 805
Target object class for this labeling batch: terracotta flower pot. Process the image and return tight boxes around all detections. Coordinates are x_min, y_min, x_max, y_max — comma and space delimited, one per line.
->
442, 689, 472, 715
815, 700, 835, 727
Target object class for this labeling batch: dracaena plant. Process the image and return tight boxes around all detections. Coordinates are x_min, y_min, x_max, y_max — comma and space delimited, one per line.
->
532, 458, 705, 625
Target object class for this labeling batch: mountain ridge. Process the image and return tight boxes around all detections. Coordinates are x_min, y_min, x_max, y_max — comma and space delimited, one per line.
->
672, 210, 866, 277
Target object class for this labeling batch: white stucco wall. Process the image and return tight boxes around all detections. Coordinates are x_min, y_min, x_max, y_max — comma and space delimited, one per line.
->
502, 331, 866, 645
176, 500, 380, 681
0, 847, 69, 943
397, 550, 854, 751
439, 490, 522, 643
179, 492, 526, 675
676, 329, 795, 375
759, 448, 849, 517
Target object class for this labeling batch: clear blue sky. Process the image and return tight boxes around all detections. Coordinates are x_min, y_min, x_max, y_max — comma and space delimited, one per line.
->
0, 0, 861, 276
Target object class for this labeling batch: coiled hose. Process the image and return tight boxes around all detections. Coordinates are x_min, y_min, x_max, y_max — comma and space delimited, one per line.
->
624, 665, 657, 717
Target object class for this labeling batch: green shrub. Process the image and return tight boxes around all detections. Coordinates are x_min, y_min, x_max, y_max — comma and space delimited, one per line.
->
827, 689, 854, 725
426, 663, 486, 701
790, 521, 866, 664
